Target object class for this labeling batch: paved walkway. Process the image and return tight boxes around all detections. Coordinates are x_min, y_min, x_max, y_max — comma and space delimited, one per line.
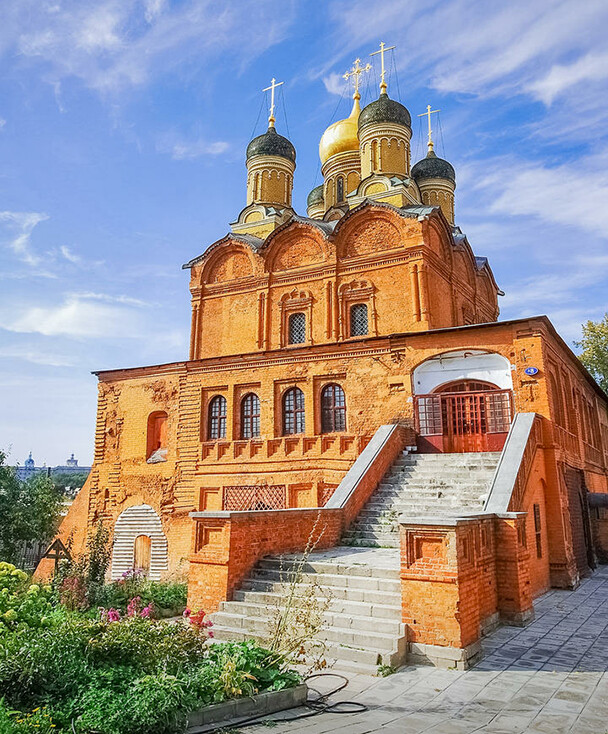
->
244, 565, 608, 733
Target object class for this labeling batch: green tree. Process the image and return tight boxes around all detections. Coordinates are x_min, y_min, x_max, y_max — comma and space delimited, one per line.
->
0, 451, 65, 565
576, 314, 608, 394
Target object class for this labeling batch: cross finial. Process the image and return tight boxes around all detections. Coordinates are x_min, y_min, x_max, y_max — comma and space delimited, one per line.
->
262, 77, 284, 128
418, 104, 440, 152
370, 41, 396, 93
343, 58, 371, 100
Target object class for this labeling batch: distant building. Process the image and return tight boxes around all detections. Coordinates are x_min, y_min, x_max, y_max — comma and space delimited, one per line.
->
15, 453, 91, 482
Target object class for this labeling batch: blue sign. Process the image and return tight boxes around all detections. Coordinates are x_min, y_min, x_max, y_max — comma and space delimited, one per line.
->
524, 366, 539, 376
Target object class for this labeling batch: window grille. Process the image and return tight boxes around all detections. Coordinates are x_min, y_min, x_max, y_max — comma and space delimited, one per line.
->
208, 395, 227, 440
241, 393, 260, 439
337, 176, 344, 202
321, 384, 346, 433
223, 485, 286, 511
288, 312, 306, 344
350, 303, 369, 336
533, 503, 542, 558
283, 387, 305, 435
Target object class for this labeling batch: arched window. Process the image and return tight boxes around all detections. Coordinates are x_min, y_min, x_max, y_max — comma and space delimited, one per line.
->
371, 140, 378, 170
283, 387, 305, 435
350, 303, 369, 336
147, 411, 167, 462
336, 176, 344, 203
241, 393, 261, 439
321, 384, 346, 433
208, 395, 227, 440
288, 312, 306, 345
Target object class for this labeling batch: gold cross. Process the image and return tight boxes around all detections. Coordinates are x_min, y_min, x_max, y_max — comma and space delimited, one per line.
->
262, 77, 284, 127
418, 104, 440, 151
370, 41, 396, 93
343, 58, 371, 99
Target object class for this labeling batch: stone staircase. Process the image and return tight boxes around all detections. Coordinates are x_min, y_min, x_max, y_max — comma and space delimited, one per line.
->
210, 548, 405, 675
210, 450, 501, 672
341, 450, 501, 548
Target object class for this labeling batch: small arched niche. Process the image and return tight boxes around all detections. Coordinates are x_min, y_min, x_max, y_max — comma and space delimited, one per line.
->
111, 504, 168, 580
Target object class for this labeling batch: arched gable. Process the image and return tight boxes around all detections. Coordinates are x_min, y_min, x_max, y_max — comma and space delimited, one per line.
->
334, 206, 414, 259
453, 247, 476, 289
201, 242, 258, 285
263, 221, 330, 272
423, 217, 453, 265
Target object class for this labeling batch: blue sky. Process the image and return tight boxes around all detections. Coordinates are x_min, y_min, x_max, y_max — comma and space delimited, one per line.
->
1, 0, 608, 466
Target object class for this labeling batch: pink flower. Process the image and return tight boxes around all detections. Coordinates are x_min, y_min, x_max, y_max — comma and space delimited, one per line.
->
207, 630, 214, 638
182, 608, 191, 618
106, 608, 121, 622
127, 596, 141, 617
140, 604, 153, 618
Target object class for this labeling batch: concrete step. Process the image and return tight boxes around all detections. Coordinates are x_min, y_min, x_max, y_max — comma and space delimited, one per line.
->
211, 611, 400, 651
231, 590, 401, 619
237, 580, 401, 605
219, 601, 403, 634
257, 556, 399, 579
210, 626, 402, 674
246, 569, 401, 593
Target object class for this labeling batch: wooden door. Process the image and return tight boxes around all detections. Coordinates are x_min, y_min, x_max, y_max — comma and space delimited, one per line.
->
133, 534, 151, 574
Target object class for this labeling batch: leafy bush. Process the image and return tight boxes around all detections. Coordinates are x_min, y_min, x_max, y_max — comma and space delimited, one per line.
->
95, 570, 187, 617
0, 577, 300, 734
0, 563, 56, 633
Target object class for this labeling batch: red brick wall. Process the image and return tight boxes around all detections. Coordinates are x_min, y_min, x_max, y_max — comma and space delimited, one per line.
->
187, 508, 343, 612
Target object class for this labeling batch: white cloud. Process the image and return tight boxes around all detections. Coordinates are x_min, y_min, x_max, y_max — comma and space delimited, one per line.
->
472, 150, 608, 241
527, 51, 608, 106
323, 72, 346, 97
0, 210, 49, 266
5, 0, 296, 95
0, 118, 5, 130
0, 346, 75, 367
4, 292, 147, 339
168, 138, 230, 160
59, 245, 81, 264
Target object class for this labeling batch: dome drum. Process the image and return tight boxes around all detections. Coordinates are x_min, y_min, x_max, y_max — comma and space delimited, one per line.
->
359, 120, 412, 179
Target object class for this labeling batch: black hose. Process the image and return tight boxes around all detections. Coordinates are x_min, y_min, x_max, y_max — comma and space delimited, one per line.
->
200, 671, 368, 732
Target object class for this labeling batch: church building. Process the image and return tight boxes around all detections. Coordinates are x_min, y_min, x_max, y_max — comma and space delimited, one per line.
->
44, 48, 608, 670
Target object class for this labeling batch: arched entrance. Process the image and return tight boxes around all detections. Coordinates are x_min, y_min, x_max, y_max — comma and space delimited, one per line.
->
414, 359, 513, 453
111, 504, 168, 580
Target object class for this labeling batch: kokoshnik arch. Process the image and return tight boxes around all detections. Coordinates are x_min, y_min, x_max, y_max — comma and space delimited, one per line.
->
39, 45, 608, 669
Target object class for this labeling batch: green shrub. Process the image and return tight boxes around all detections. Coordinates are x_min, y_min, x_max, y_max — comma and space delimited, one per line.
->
0, 565, 300, 734
94, 573, 187, 616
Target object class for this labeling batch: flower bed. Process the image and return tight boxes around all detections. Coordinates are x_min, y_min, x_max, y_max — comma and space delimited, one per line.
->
0, 563, 300, 733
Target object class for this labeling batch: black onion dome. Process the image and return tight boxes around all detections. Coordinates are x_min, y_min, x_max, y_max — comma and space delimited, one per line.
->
307, 184, 324, 207
358, 92, 411, 131
246, 126, 296, 163
411, 150, 455, 183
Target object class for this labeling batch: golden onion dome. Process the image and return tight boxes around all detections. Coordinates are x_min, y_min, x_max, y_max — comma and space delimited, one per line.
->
319, 94, 361, 165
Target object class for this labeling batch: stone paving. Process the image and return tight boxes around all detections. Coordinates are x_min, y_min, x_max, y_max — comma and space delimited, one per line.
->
243, 565, 608, 733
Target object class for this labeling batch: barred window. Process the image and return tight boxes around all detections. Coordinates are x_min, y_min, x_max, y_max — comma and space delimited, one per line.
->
208, 395, 227, 440
350, 303, 368, 337
321, 384, 346, 433
241, 393, 260, 439
283, 387, 305, 435
336, 176, 344, 203
288, 312, 306, 345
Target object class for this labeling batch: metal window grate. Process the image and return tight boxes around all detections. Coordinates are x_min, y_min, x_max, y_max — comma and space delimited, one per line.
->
223, 485, 287, 511
208, 395, 227, 439
241, 393, 260, 439
350, 303, 368, 337
288, 312, 306, 344
321, 383, 346, 433
283, 387, 305, 434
